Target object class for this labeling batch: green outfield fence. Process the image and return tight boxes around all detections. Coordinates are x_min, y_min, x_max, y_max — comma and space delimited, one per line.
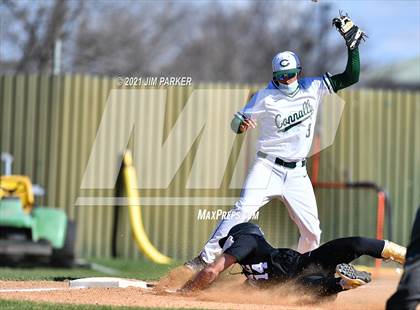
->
0, 74, 419, 262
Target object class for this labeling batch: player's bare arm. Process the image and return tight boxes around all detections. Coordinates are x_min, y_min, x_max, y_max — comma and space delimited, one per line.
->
181, 254, 237, 292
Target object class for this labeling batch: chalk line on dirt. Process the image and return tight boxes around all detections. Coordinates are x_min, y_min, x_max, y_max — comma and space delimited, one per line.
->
0, 287, 83, 293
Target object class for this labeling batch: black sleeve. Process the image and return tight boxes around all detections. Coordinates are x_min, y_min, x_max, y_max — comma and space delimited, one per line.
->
223, 235, 258, 262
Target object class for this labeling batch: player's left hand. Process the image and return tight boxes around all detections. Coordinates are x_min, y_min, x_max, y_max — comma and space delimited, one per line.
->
332, 12, 367, 50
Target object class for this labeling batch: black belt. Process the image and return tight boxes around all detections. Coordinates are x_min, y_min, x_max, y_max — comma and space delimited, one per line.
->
257, 151, 306, 169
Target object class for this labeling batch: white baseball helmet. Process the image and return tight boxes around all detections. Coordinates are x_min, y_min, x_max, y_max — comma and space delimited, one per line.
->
272, 51, 301, 74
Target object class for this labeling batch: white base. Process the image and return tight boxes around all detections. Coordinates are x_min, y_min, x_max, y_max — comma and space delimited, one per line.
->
69, 277, 152, 289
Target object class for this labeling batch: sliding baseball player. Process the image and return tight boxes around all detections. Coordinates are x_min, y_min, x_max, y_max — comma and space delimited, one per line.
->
182, 223, 406, 294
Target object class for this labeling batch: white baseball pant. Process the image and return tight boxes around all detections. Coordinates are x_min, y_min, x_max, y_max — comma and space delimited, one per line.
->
200, 156, 321, 263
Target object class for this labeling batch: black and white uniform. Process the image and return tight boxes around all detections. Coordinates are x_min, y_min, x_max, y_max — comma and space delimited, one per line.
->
219, 223, 384, 296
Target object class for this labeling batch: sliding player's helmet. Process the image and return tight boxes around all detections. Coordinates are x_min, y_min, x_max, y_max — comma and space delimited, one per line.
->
219, 223, 264, 248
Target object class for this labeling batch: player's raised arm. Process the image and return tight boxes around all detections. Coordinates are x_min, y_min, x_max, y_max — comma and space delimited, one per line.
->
180, 253, 237, 292
328, 13, 367, 93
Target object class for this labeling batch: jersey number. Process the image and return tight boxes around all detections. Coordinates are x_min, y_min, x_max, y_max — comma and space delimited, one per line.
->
306, 123, 312, 138
244, 262, 269, 280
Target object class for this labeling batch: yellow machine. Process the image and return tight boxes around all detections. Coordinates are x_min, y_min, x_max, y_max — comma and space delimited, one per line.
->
0, 153, 75, 267
0, 175, 35, 214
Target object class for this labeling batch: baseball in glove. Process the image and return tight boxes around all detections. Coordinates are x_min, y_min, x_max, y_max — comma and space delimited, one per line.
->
333, 12, 367, 50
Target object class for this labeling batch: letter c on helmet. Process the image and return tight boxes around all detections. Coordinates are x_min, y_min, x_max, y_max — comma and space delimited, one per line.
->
280, 59, 290, 67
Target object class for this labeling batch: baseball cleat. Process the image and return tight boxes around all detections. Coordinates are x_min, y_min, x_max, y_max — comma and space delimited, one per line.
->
184, 255, 208, 272
336, 263, 371, 290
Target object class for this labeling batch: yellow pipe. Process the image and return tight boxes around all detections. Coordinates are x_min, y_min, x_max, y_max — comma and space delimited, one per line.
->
122, 151, 172, 264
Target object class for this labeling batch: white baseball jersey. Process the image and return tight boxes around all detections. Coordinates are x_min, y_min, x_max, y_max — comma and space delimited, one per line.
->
199, 75, 333, 264
239, 75, 332, 161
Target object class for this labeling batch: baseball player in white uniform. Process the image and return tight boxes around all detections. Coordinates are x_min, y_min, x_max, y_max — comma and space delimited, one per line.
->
185, 13, 366, 271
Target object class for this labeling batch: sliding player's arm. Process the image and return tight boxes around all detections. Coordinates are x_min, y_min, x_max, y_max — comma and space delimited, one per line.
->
180, 254, 237, 292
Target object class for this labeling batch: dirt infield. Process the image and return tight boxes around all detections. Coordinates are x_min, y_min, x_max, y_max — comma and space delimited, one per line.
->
0, 267, 402, 309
